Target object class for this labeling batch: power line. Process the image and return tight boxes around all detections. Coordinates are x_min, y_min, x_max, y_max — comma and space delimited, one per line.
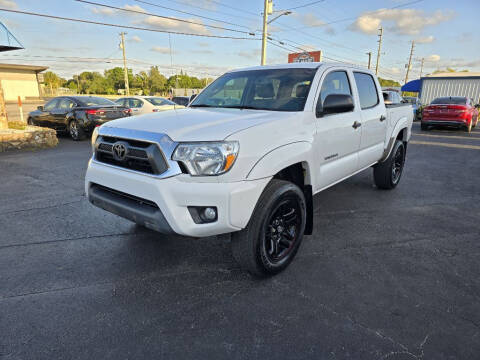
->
76, 0, 253, 35
0, 8, 260, 40
281, 0, 325, 11
134, 0, 254, 31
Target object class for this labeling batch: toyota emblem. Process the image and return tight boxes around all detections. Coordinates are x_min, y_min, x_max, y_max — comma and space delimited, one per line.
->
112, 142, 128, 161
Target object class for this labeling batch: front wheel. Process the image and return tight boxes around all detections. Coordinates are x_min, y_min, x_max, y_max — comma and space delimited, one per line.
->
27, 117, 34, 126
373, 140, 406, 190
421, 122, 429, 131
231, 179, 306, 277
69, 119, 86, 141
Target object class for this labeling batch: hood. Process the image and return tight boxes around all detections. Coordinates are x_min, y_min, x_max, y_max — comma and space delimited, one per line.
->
103, 108, 290, 141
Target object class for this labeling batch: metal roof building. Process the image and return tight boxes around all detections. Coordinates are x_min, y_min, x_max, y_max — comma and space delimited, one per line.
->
420, 72, 480, 105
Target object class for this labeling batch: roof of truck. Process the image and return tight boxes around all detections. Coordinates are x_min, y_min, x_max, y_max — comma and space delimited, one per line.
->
229, 62, 366, 73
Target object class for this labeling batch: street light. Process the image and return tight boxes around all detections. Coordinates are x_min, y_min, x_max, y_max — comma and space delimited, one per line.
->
261, 1, 291, 65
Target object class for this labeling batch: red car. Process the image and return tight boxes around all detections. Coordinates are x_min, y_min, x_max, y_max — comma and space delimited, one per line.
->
421, 96, 479, 132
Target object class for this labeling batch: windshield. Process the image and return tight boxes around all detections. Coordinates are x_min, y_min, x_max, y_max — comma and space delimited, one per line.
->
190, 68, 317, 112
145, 97, 176, 106
431, 97, 466, 105
76, 97, 116, 106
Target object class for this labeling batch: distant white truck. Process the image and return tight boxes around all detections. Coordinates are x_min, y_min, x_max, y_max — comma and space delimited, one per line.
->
85, 63, 413, 276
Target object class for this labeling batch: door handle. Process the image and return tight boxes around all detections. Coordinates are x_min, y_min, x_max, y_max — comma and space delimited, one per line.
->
380, 115, 386, 122
352, 121, 362, 129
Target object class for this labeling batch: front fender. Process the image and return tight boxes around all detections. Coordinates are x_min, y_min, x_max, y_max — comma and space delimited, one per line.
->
246, 141, 314, 183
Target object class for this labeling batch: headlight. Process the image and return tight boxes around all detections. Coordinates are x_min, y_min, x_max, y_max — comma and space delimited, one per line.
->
91, 126, 99, 153
172, 141, 239, 176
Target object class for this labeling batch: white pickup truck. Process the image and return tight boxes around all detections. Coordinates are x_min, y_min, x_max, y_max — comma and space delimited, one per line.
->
85, 63, 413, 276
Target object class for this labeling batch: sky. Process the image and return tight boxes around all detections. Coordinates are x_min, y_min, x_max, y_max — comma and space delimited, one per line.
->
0, 0, 478, 83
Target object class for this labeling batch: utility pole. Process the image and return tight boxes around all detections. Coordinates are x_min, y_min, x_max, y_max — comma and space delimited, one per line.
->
419, 57, 425, 78
375, 27, 383, 75
261, 0, 272, 66
120, 32, 130, 96
366, 52, 372, 69
404, 40, 415, 84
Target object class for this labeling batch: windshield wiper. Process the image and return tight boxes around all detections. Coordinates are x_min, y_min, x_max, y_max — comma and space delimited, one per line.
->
223, 105, 271, 111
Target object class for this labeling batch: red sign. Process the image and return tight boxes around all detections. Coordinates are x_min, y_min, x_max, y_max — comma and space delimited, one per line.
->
288, 51, 322, 63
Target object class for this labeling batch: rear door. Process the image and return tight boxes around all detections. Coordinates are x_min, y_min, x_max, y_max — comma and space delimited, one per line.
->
313, 68, 362, 191
51, 98, 76, 130
128, 98, 144, 115
353, 72, 387, 168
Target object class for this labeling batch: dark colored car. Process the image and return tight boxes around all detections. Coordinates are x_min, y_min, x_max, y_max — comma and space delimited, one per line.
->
421, 96, 479, 132
171, 96, 191, 107
28, 96, 130, 140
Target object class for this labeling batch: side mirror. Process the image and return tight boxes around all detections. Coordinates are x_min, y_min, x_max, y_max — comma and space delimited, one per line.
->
317, 94, 354, 117
37, 105, 44, 111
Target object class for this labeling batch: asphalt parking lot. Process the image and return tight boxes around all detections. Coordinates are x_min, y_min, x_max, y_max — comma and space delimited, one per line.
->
1, 123, 479, 360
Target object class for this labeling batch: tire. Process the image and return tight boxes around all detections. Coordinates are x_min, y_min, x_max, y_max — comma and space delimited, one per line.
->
68, 119, 86, 141
373, 140, 406, 190
27, 117, 34, 126
466, 120, 472, 133
231, 179, 307, 277
420, 122, 429, 131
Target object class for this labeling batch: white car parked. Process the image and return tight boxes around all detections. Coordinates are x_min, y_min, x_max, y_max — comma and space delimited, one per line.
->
86, 63, 413, 276
114, 96, 184, 115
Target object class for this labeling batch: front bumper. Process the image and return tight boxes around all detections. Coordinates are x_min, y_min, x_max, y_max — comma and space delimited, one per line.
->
85, 159, 271, 237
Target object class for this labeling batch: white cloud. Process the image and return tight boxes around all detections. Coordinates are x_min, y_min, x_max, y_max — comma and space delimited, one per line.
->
0, 0, 17, 9
237, 49, 261, 60
150, 46, 173, 54
142, 16, 209, 35
123, 4, 146, 13
426, 54, 441, 62
196, 42, 210, 48
350, 9, 454, 36
294, 13, 335, 35
415, 35, 435, 44
91, 7, 117, 16
128, 35, 142, 43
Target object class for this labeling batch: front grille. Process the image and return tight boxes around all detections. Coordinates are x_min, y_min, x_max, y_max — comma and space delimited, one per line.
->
95, 136, 168, 175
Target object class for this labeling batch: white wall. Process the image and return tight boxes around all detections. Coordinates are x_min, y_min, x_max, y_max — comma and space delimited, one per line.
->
420, 78, 480, 105
0, 69, 41, 101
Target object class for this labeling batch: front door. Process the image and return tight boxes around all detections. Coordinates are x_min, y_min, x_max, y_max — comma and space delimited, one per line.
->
36, 98, 58, 127
313, 69, 362, 192
51, 98, 76, 130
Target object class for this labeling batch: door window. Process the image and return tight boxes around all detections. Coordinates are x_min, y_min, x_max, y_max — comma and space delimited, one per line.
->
318, 71, 352, 109
57, 98, 75, 110
129, 98, 144, 108
115, 98, 126, 106
353, 72, 379, 109
43, 99, 58, 111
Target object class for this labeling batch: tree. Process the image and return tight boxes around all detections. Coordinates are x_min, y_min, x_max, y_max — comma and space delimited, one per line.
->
378, 77, 401, 87
148, 66, 167, 94
44, 71, 65, 89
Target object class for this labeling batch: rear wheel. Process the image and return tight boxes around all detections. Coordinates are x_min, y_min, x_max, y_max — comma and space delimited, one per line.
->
69, 119, 86, 141
373, 140, 406, 190
421, 122, 429, 131
231, 179, 306, 277
466, 120, 472, 133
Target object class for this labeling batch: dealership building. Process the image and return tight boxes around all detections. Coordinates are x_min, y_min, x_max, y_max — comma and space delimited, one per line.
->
403, 72, 480, 105
0, 63, 48, 101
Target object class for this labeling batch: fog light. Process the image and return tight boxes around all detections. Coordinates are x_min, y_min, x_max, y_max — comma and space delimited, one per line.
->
203, 207, 217, 221
188, 206, 218, 224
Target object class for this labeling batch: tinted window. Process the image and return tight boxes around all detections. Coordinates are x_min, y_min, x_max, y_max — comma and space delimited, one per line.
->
173, 97, 189, 106
191, 68, 316, 112
431, 97, 467, 105
114, 98, 126, 106
57, 98, 75, 110
319, 71, 352, 107
43, 99, 58, 111
128, 98, 143, 108
75, 97, 116, 106
145, 97, 176, 106
354, 72, 379, 109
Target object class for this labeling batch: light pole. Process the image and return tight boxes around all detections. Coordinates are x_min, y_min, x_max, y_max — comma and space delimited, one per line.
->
261, 1, 291, 65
